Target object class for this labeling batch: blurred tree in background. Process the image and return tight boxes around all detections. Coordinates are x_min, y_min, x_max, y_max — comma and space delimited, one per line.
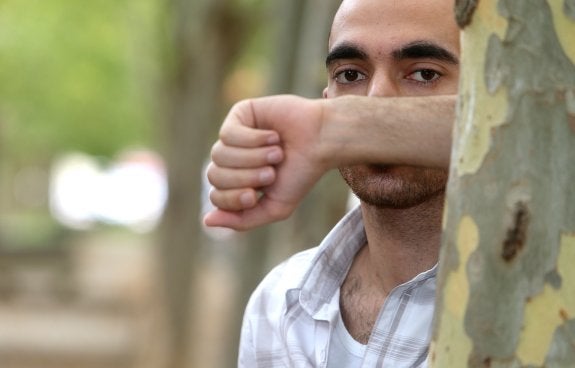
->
156, 0, 260, 366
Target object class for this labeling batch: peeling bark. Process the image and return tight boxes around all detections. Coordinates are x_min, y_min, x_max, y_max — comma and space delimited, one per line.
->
455, 0, 480, 28
501, 201, 529, 263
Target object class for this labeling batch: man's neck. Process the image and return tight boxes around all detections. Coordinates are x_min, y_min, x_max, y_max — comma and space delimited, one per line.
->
339, 193, 444, 344
358, 192, 445, 293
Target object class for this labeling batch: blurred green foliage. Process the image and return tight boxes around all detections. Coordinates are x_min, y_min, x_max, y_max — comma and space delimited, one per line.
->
0, 0, 161, 161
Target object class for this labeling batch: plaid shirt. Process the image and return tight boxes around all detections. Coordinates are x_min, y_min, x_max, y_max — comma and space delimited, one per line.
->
238, 206, 436, 367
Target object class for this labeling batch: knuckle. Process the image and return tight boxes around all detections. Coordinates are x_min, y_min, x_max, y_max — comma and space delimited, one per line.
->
276, 210, 290, 221
208, 188, 220, 205
209, 189, 231, 210
210, 141, 222, 161
210, 187, 245, 211
268, 204, 291, 221
219, 126, 231, 143
206, 164, 219, 185
236, 99, 253, 112
208, 187, 216, 200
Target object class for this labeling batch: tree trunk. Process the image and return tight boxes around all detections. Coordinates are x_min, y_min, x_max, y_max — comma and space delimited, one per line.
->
157, 1, 250, 367
431, 0, 575, 366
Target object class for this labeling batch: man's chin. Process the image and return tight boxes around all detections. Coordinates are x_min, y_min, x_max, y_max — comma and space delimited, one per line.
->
339, 164, 448, 209
340, 164, 409, 182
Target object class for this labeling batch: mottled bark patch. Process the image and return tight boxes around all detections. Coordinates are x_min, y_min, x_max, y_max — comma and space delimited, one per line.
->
565, 0, 575, 20
544, 269, 563, 289
545, 319, 575, 365
455, 0, 479, 28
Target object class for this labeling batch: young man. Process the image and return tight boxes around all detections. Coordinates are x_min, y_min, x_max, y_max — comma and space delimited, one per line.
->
206, 0, 460, 366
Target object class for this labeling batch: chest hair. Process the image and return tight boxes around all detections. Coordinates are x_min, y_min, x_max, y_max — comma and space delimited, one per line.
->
339, 274, 387, 344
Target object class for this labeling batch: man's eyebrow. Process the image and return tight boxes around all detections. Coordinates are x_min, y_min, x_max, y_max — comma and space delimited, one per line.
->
325, 44, 368, 68
393, 41, 459, 64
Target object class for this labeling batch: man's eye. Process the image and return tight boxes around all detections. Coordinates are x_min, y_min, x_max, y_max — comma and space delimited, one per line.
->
335, 70, 367, 84
408, 69, 441, 83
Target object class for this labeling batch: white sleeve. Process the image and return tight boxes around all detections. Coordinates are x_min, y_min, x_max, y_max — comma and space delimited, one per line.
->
237, 301, 257, 367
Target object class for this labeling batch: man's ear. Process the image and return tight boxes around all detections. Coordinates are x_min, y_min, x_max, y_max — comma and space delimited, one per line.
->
322, 87, 328, 98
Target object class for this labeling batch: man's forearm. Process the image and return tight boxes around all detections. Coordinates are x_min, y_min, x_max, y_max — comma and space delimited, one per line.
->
319, 95, 455, 169
205, 94, 456, 229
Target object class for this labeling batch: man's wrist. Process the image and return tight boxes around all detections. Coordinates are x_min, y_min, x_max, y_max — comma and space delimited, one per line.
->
315, 98, 343, 170
319, 96, 370, 169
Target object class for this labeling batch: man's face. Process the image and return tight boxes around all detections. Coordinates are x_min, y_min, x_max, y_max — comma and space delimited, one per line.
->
325, 0, 460, 209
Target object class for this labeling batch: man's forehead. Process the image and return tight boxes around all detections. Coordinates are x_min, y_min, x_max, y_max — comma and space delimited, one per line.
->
335, 0, 455, 15
331, 0, 457, 31
329, 0, 459, 52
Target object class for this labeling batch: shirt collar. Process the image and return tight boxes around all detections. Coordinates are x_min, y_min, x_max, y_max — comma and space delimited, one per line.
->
297, 206, 366, 319
286, 205, 438, 320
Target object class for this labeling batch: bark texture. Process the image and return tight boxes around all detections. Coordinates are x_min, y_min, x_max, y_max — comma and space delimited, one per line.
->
431, 0, 575, 367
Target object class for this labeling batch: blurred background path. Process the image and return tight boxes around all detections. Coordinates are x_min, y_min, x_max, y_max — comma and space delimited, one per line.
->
0, 231, 157, 368
0, 229, 240, 368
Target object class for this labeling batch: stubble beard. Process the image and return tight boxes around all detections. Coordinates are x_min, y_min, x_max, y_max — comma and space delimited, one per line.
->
339, 165, 448, 209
